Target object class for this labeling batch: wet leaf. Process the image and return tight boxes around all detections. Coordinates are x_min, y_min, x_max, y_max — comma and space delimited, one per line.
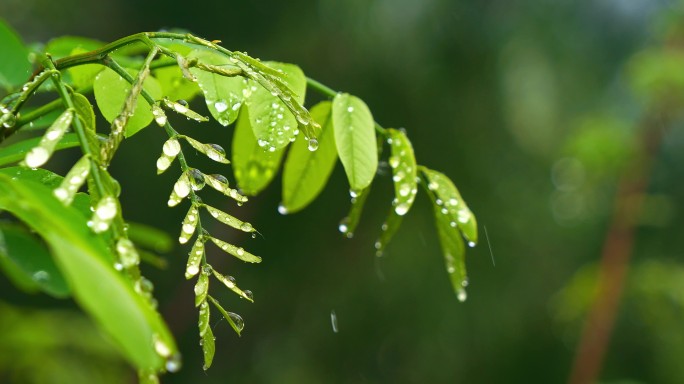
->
282, 101, 338, 213
373, 209, 404, 257
207, 236, 261, 263
188, 49, 245, 126
232, 106, 286, 195
0, 174, 177, 371
0, 133, 80, 167
246, 61, 306, 151
208, 295, 244, 336
387, 128, 417, 216
421, 167, 477, 245
154, 65, 200, 102
93, 67, 162, 137
332, 93, 378, 191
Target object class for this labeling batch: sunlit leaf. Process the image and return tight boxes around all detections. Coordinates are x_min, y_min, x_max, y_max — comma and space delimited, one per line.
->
282, 101, 338, 213
0, 20, 32, 90
44, 36, 103, 60
93, 67, 162, 138
246, 62, 306, 151
332, 93, 377, 191
0, 224, 69, 298
421, 167, 477, 245
207, 236, 261, 263
154, 65, 200, 102
67, 47, 103, 90
188, 49, 245, 126
386, 128, 417, 216
0, 174, 177, 371
232, 106, 286, 195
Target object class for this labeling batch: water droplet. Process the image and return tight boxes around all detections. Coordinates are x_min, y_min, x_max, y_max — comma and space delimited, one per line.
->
450, 221, 457, 228
388, 156, 400, 168
428, 181, 439, 191
32, 270, 49, 282
236, 247, 245, 256
338, 222, 348, 234
186, 264, 200, 276
209, 174, 228, 185
374, 241, 382, 249
347, 106, 354, 113
166, 354, 182, 373
268, 146, 276, 152
462, 279, 469, 287
457, 289, 467, 302
243, 290, 253, 300
468, 241, 476, 248
177, 99, 188, 106
307, 138, 319, 151
153, 335, 171, 358
394, 203, 409, 216
114, 262, 123, 271
399, 184, 411, 197
95, 197, 117, 220
163, 139, 181, 156
447, 265, 455, 273
278, 204, 288, 215
449, 198, 459, 206
240, 222, 253, 232
25, 147, 49, 168
229, 312, 245, 332
214, 100, 228, 112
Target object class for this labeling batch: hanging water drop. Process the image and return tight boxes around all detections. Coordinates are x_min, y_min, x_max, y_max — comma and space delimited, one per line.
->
243, 290, 254, 301
307, 138, 319, 151
229, 312, 245, 332
278, 204, 288, 215
165, 354, 182, 373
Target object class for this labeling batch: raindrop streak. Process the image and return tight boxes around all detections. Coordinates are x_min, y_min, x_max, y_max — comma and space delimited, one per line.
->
484, 225, 496, 267
330, 310, 339, 333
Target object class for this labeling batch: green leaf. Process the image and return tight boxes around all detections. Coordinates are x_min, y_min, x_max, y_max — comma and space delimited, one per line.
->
246, 62, 306, 151
332, 93, 378, 191
387, 128, 418, 216
188, 49, 245, 126
72, 92, 102, 156
432, 198, 468, 301
44, 36, 104, 60
281, 101, 338, 213
67, 47, 103, 90
0, 174, 177, 371
0, 224, 69, 298
201, 323, 215, 371
93, 66, 162, 137
0, 133, 81, 167
420, 167, 477, 245
232, 107, 286, 195
153, 65, 200, 102
0, 20, 32, 90
208, 295, 245, 336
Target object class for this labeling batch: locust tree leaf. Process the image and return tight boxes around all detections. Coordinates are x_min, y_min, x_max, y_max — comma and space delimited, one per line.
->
0, 224, 70, 298
232, 106, 285, 195
0, 174, 178, 371
246, 61, 306, 151
93, 67, 162, 137
332, 93, 377, 192
387, 128, 417, 216
421, 167, 477, 245
0, 20, 32, 90
154, 65, 200, 102
281, 101, 337, 213
188, 49, 245, 126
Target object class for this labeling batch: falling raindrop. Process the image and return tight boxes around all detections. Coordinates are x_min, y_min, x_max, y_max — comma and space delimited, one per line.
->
330, 310, 339, 333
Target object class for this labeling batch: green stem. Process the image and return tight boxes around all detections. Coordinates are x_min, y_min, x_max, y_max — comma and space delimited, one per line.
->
41, 58, 124, 240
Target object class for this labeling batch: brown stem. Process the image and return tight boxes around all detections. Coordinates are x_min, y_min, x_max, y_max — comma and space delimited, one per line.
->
568, 114, 665, 384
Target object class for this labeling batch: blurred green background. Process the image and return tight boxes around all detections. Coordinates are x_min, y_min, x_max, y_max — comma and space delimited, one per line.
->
1, 0, 684, 383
